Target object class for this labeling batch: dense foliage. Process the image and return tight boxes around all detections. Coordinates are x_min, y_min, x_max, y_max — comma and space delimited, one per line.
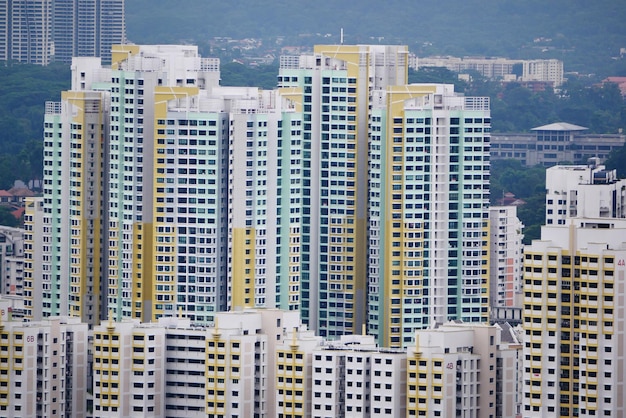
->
604, 143, 626, 179
0, 62, 69, 188
0, 207, 20, 227
220, 62, 279, 90
489, 160, 547, 244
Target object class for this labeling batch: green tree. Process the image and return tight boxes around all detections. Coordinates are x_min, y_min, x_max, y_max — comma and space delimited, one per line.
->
0, 207, 20, 228
490, 160, 546, 243
605, 143, 626, 178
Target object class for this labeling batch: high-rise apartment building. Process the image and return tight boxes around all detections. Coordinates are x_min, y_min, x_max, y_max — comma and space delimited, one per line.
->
278, 46, 490, 346
523, 219, 626, 417
28, 45, 308, 326
0, 0, 125, 65
32, 91, 106, 324
29, 43, 491, 345
367, 84, 491, 347
277, 45, 410, 339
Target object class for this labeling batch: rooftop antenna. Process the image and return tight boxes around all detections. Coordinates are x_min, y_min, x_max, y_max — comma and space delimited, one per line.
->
340, 28, 344, 45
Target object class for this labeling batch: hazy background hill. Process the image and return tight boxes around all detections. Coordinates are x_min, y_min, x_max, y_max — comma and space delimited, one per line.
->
126, 0, 626, 77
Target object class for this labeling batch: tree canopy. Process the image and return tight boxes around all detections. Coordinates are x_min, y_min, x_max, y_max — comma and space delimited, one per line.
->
490, 160, 547, 244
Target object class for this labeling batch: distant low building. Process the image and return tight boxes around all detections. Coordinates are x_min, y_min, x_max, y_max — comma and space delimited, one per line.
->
490, 122, 626, 167
414, 56, 564, 87
521, 59, 564, 87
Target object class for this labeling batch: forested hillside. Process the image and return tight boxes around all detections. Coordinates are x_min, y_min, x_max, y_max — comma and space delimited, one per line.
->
0, 63, 69, 189
126, 0, 626, 77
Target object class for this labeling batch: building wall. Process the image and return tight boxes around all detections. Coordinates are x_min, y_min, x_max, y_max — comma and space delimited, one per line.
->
489, 206, 524, 308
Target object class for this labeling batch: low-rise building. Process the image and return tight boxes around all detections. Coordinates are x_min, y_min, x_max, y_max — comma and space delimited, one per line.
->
0, 316, 89, 417
490, 123, 626, 167
406, 323, 502, 418
88, 310, 524, 418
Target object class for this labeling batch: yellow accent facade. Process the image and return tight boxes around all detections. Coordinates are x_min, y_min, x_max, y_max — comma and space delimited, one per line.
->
110, 44, 141, 70
231, 228, 255, 309
276, 343, 307, 418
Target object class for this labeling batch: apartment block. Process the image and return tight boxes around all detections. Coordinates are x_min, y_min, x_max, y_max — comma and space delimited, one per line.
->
27, 44, 315, 326
308, 334, 407, 418
88, 308, 521, 418
522, 161, 626, 416
23, 197, 45, 320
226, 89, 303, 312
0, 0, 53, 64
92, 309, 301, 418
277, 44, 410, 339
0, 316, 89, 417
416, 56, 564, 86
521, 59, 564, 87
495, 322, 524, 418
406, 322, 501, 418
28, 89, 106, 325
416, 56, 520, 79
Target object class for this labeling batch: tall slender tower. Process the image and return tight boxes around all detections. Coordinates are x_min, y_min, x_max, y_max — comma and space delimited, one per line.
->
226, 90, 303, 312
368, 84, 491, 347
32, 88, 106, 324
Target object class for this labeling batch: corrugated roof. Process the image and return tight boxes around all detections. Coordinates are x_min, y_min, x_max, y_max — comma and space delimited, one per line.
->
531, 122, 588, 131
